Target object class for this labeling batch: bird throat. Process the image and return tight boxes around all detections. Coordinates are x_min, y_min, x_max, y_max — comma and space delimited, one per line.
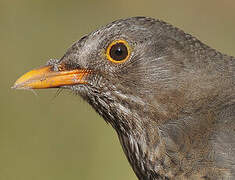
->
81, 85, 174, 180
81, 77, 235, 180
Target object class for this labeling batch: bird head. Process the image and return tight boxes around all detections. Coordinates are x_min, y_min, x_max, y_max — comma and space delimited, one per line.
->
13, 17, 231, 132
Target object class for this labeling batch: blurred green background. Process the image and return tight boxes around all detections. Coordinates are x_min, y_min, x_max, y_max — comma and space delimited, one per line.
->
1, 0, 235, 179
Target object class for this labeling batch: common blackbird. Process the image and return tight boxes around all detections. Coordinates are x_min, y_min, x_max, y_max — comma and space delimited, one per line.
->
13, 17, 235, 180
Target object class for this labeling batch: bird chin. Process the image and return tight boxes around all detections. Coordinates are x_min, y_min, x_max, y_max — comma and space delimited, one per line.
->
62, 84, 88, 95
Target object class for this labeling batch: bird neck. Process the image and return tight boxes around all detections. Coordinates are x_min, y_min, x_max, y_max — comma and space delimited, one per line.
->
82, 53, 235, 179
82, 85, 175, 179
117, 121, 167, 180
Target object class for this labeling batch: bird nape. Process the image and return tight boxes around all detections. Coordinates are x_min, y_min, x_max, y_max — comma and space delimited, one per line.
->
13, 17, 235, 180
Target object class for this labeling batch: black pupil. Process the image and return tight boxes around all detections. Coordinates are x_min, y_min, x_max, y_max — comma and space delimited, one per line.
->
110, 43, 128, 61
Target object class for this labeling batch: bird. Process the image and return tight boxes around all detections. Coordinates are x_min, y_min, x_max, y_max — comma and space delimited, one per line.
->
13, 17, 235, 179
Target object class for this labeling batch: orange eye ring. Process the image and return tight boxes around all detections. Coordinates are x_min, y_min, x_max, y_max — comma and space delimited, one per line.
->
106, 40, 131, 63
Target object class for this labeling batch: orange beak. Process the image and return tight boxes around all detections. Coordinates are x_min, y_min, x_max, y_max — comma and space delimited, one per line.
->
12, 65, 91, 89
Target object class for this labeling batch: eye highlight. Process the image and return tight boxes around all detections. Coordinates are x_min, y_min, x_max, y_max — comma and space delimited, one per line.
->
106, 40, 131, 63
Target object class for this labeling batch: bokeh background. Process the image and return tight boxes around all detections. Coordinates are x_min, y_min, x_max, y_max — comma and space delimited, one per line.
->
1, 0, 235, 180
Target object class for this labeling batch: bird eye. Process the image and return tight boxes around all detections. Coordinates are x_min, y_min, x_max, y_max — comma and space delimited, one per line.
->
106, 40, 131, 63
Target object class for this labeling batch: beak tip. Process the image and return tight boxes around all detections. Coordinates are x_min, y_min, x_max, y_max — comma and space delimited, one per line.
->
12, 77, 32, 89
11, 81, 19, 89
11, 82, 27, 90
11, 85, 17, 89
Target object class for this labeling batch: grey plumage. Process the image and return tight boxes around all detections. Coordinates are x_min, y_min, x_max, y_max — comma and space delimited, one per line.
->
18, 17, 235, 179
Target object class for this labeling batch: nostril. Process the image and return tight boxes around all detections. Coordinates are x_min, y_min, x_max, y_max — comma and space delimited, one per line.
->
46, 59, 60, 71
46, 58, 81, 72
